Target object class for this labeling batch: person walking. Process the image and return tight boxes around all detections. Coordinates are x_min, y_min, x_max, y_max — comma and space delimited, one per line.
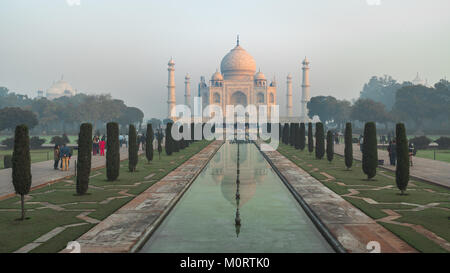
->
391, 140, 397, 166
99, 136, 106, 156
409, 142, 415, 166
359, 134, 364, 152
60, 144, 71, 171
125, 134, 129, 148
93, 136, 99, 156
53, 144, 60, 170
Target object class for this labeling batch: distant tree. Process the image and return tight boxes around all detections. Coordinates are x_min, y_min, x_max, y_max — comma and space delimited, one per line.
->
362, 122, 378, 180
315, 122, 325, 159
76, 123, 92, 195
307, 122, 313, 154
3, 154, 12, 169
360, 75, 411, 110
165, 122, 173, 155
395, 123, 409, 195
308, 96, 339, 124
30, 136, 46, 149
326, 130, 334, 162
50, 135, 68, 146
344, 122, 353, 170
106, 122, 120, 181
435, 137, 450, 149
409, 136, 431, 150
0, 107, 38, 131
1, 137, 14, 149
12, 125, 32, 220
128, 124, 138, 172
350, 98, 391, 125
146, 124, 154, 163
299, 123, 306, 151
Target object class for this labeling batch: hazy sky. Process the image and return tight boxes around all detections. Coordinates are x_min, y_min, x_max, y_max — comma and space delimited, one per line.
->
1, 0, 449, 119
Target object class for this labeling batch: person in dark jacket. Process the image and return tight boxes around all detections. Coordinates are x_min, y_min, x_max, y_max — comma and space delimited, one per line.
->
59, 144, 71, 171
53, 145, 60, 170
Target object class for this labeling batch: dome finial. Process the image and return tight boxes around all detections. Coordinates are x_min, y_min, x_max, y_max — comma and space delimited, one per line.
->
237, 34, 240, 46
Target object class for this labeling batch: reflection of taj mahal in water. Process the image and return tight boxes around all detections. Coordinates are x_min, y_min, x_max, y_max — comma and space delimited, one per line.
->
166, 36, 311, 122
208, 144, 268, 208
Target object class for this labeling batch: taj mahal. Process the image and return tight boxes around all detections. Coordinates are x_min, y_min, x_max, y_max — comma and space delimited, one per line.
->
166, 37, 311, 122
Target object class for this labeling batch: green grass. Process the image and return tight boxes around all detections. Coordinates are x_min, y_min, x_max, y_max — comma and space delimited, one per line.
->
0, 140, 211, 253
277, 143, 450, 253
0, 135, 78, 144
415, 149, 450, 163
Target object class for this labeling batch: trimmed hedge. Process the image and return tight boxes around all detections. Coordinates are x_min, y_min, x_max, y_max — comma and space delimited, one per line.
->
299, 123, 306, 151
146, 124, 154, 163
12, 124, 32, 220
76, 123, 92, 195
396, 123, 409, 195
362, 122, 378, 180
326, 130, 334, 162
106, 122, 120, 181
344, 122, 353, 170
128, 124, 138, 172
315, 122, 325, 159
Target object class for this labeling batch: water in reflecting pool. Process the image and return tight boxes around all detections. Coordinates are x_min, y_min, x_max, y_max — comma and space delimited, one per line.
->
140, 142, 333, 253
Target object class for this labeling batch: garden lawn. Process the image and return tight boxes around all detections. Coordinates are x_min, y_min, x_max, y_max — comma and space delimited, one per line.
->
0, 149, 78, 169
415, 149, 450, 163
0, 140, 210, 253
277, 143, 450, 253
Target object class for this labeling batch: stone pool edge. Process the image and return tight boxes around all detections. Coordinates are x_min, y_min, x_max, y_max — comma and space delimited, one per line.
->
255, 142, 417, 253
61, 140, 224, 253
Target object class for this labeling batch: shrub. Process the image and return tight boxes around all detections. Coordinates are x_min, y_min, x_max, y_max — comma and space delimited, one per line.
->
289, 123, 295, 146
3, 154, 12, 169
308, 122, 313, 153
344, 123, 353, 170
435, 137, 450, 149
50, 136, 67, 146
106, 122, 120, 181
165, 122, 173, 155
294, 123, 300, 149
282, 123, 289, 145
30, 136, 45, 149
128, 124, 138, 172
409, 136, 431, 150
326, 130, 334, 162
299, 123, 306, 151
362, 122, 378, 180
12, 124, 32, 220
315, 122, 325, 159
396, 123, 409, 195
146, 124, 154, 163
76, 123, 92, 195
157, 128, 163, 159
1, 137, 14, 149
62, 133, 70, 144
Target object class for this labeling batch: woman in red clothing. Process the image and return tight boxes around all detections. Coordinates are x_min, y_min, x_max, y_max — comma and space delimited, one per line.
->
99, 135, 106, 156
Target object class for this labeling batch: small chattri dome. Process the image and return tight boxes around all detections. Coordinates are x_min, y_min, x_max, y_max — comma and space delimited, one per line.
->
168, 58, 175, 66
254, 70, 266, 80
211, 70, 223, 81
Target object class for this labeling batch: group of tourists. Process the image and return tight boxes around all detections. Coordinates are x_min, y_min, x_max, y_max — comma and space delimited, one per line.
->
387, 140, 416, 166
93, 135, 106, 156
53, 144, 72, 171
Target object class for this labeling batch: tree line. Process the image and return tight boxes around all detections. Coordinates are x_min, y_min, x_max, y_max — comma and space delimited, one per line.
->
307, 77, 450, 133
0, 87, 144, 135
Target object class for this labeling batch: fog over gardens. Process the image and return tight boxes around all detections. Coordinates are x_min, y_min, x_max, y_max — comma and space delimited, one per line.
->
0, 0, 449, 118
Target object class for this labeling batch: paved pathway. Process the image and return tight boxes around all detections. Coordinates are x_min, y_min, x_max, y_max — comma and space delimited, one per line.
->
0, 148, 135, 199
259, 144, 416, 253
334, 144, 450, 188
60, 141, 223, 253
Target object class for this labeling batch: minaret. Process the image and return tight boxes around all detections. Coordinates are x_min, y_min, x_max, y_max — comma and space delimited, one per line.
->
301, 57, 310, 121
167, 58, 176, 119
184, 73, 191, 108
286, 74, 293, 117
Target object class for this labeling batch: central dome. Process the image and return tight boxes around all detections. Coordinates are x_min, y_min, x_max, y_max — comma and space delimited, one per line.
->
220, 44, 256, 81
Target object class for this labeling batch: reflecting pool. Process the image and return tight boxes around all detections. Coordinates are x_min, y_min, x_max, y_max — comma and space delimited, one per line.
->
140, 142, 333, 253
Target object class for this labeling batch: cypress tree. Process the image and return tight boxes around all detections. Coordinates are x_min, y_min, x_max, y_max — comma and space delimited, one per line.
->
190, 122, 195, 142
289, 123, 295, 146
362, 122, 378, 180
278, 123, 282, 141
396, 123, 409, 195
12, 124, 32, 220
157, 128, 162, 159
282, 123, 289, 144
146, 124, 154, 163
326, 130, 334, 162
315, 122, 325, 159
308, 122, 313, 154
344, 122, 353, 170
165, 122, 173, 155
128, 124, 138, 172
76, 123, 92, 195
294, 123, 301, 149
106, 122, 120, 181
299, 123, 306, 151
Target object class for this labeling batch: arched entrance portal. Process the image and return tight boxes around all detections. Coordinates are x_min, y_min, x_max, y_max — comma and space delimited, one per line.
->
230, 91, 247, 106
